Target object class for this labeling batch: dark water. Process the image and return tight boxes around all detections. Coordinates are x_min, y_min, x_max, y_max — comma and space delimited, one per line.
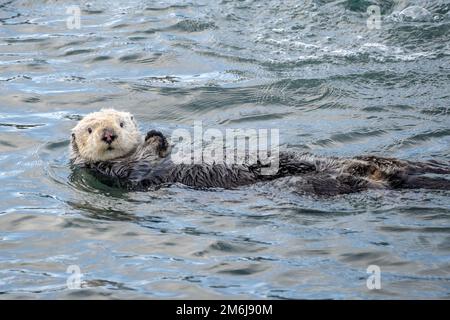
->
0, 0, 449, 299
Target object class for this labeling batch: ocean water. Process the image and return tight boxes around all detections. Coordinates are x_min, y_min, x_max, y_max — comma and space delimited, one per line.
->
0, 0, 449, 299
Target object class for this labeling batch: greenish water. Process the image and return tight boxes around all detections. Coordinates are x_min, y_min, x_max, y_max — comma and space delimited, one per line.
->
0, 0, 449, 299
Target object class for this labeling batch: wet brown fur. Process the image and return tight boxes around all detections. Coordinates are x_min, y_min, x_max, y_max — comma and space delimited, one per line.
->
71, 110, 450, 195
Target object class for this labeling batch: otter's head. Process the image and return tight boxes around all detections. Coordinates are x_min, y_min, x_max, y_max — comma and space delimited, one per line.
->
70, 109, 142, 164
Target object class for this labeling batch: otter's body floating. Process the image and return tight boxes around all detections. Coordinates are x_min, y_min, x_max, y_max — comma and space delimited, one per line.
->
70, 109, 450, 195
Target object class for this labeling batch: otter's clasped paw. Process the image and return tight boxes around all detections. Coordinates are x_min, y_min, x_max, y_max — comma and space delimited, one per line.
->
145, 130, 170, 157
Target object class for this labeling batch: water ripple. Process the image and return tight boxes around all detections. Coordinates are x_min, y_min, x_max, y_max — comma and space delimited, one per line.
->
0, 0, 449, 300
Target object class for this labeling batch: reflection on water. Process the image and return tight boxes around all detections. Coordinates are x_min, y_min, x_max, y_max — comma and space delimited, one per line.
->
0, 0, 449, 299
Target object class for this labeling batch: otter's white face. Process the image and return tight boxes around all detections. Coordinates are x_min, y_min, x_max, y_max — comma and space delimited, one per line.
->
71, 109, 142, 163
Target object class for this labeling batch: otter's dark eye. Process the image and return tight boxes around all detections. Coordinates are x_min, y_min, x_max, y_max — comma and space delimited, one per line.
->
120, 122, 124, 128
87, 128, 92, 134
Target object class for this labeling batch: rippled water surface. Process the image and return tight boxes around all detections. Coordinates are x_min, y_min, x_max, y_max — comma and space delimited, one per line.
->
1, 0, 450, 299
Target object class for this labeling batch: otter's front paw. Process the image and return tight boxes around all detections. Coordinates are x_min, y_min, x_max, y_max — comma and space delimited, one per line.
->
145, 130, 170, 157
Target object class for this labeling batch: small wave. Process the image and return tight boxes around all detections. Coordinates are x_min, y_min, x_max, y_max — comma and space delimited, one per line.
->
145, 4, 189, 12
63, 49, 93, 56
82, 9, 104, 15
314, 129, 387, 146
380, 226, 450, 233
118, 53, 141, 62
208, 240, 264, 253
400, 128, 450, 146
90, 55, 112, 62
0, 123, 45, 130
166, 19, 217, 33
389, 6, 434, 23
214, 264, 268, 276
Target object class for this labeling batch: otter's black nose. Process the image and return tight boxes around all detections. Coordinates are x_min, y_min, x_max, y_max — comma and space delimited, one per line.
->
102, 129, 117, 144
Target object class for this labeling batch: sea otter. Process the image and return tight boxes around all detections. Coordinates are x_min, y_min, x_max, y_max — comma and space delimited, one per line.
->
70, 109, 450, 195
